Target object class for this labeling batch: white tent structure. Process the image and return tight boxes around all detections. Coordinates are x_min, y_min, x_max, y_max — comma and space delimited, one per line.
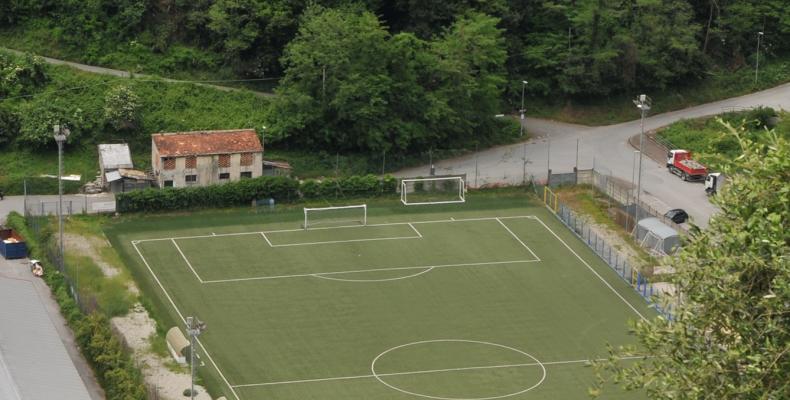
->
634, 217, 681, 255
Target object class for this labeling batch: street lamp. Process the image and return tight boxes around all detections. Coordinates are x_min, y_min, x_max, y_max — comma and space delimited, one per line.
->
520, 80, 528, 137
755, 32, 764, 84
186, 317, 207, 400
53, 124, 70, 290
632, 95, 651, 237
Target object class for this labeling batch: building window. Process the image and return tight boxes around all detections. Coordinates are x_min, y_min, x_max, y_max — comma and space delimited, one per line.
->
240, 171, 252, 179
218, 154, 231, 168
186, 156, 197, 169
219, 172, 230, 180
240, 153, 253, 166
164, 180, 174, 187
163, 157, 176, 170
185, 175, 198, 184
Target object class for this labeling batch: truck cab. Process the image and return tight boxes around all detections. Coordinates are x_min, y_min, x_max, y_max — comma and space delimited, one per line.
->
705, 172, 724, 195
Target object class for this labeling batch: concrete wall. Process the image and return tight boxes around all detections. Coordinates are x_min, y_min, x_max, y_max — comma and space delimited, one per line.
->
153, 150, 262, 188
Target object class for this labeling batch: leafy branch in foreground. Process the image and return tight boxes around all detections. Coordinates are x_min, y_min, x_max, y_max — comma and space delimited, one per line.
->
591, 121, 789, 399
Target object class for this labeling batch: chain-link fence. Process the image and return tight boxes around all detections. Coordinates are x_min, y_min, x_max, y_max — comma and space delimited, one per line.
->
539, 186, 676, 320
24, 194, 116, 217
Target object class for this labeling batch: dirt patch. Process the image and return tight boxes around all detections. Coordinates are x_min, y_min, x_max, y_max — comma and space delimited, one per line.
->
64, 232, 139, 295
112, 304, 212, 400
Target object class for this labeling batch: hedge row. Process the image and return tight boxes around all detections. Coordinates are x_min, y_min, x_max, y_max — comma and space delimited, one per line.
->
117, 174, 397, 212
4, 212, 147, 399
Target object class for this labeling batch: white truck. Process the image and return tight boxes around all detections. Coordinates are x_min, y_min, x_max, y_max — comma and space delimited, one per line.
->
705, 172, 725, 196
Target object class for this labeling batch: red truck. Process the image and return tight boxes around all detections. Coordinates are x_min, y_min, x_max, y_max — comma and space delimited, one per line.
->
666, 150, 707, 181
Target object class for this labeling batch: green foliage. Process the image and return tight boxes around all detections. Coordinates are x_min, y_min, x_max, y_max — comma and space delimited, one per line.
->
269, 7, 510, 153
0, 105, 19, 147
657, 108, 788, 170
103, 84, 141, 131
593, 125, 789, 399
0, 51, 47, 96
116, 174, 397, 212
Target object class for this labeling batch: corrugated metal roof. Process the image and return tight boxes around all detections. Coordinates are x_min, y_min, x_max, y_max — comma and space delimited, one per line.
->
98, 144, 133, 169
105, 170, 122, 182
637, 217, 679, 239
0, 278, 92, 400
152, 129, 263, 157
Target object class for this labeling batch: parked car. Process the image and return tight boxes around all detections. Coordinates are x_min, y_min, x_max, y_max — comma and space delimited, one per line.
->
664, 209, 689, 224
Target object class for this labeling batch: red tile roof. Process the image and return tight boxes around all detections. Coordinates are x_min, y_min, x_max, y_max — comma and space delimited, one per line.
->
152, 129, 263, 157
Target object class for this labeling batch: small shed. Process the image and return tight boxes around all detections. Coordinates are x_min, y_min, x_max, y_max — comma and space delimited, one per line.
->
99, 144, 134, 192
166, 327, 190, 365
635, 218, 681, 255
263, 160, 292, 177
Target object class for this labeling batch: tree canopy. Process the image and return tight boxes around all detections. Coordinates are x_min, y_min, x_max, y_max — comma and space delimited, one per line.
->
593, 123, 789, 399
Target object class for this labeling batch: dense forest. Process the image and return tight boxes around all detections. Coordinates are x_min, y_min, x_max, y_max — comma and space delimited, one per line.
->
1, 0, 789, 153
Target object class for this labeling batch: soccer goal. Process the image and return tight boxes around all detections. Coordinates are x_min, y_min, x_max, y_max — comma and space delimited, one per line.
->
303, 204, 367, 229
400, 176, 466, 205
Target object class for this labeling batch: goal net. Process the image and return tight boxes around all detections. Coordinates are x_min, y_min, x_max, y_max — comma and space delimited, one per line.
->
303, 204, 367, 229
400, 177, 465, 205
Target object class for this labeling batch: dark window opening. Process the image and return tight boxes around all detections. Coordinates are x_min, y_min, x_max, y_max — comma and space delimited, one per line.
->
164, 180, 174, 187
240, 171, 252, 179
219, 172, 230, 180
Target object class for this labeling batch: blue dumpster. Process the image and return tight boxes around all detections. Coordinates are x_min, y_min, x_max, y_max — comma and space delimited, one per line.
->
0, 229, 28, 259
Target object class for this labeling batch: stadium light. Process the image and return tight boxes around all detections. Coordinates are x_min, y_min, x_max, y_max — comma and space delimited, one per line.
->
186, 317, 207, 400
53, 124, 71, 298
632, 95, 651, 237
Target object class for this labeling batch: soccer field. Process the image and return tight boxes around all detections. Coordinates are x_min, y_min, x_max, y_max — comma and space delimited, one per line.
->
109, 194, 653, 400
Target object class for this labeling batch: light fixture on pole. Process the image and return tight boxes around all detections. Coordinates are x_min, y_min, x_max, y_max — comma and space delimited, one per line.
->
632, 95, 651, 237
186, 316, 207, 400
755, 32, 764, 84
520, 80, 528, 137
53, 124, 70, 293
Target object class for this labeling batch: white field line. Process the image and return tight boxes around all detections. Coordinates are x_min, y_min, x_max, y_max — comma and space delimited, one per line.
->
134, 215, 536, 243
408, 223, 423, 238
532, 215, 648, 321
495, 218, 541, 261
171, 239, 204, 283
260, 232, 273, 247
267, 234, 421, 248
202, 260, 539, 284
132, 241, 241, 400
231, 356, 646, 388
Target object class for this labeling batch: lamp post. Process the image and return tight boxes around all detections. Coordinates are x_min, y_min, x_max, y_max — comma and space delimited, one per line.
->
632, 95, 651, 237
755, 32, 764, 84
186, 317, 207, 400
53, 124, 70, 288
520, 80, 528, 137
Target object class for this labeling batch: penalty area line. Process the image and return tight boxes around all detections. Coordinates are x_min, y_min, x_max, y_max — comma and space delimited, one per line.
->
231, 356, 646, 388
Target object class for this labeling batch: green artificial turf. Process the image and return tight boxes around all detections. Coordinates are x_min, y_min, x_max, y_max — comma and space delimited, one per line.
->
106, 192, 654, 399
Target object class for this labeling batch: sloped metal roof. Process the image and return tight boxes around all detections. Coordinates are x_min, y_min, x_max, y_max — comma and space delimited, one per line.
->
98, 144, 133, 169
0, 278, 92, 400
152, 129, 263, 157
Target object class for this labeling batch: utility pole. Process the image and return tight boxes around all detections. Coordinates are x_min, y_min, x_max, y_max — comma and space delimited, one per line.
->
186, 317, 206, 400
520, 81, 528, 137
632, 95, 651, 237
575, 138, 579, 170
53, 124, 70, 291
474, 144, 479, 188
522, 142, 528, 185
755, 31, 764, 84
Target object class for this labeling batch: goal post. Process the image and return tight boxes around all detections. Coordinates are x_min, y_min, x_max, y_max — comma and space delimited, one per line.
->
400, 176, 466, 205
303, 204, 367, 229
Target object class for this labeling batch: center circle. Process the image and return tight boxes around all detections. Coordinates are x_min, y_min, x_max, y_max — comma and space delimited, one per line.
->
370, 339, 546, 400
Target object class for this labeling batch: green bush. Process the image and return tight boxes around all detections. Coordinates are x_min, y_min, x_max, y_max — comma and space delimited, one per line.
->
116, 174, 398, 212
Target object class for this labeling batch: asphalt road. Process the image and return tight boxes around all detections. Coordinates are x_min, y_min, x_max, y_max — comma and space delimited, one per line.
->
397, 82, 790, 228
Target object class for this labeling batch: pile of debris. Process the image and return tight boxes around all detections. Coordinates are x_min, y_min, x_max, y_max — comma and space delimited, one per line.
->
82, 175, 103, 194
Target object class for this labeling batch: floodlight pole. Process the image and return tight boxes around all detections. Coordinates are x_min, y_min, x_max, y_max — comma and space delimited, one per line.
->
632, 95, 651, 237
755, 32, 764, 84
54, 124, 70, 294
186, 317, 206, 400
519, 80, 528, 137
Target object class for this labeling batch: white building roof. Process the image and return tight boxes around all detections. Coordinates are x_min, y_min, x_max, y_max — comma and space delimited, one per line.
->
0, 278, 92, 400
98, 144, 133, 170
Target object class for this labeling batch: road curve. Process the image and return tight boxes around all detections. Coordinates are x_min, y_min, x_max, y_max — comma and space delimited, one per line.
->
397, 82, 790, 228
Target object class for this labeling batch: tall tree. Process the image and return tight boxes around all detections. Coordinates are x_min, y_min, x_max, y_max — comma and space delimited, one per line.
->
593, 123, 789, 399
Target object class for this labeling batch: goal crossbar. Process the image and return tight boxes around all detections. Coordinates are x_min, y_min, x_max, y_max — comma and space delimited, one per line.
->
303, 204, 367, 229
400, 176, 465, 206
